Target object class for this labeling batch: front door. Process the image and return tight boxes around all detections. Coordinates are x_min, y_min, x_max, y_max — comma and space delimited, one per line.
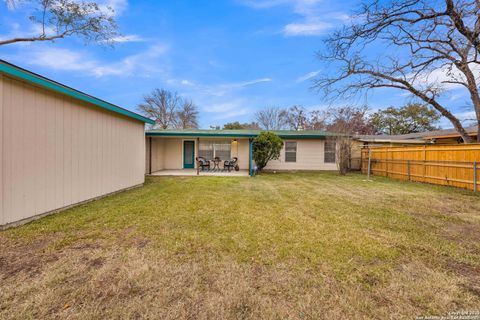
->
183, 140, 195, 169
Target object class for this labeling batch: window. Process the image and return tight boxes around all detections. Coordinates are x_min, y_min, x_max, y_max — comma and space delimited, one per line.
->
324, 139, 336, 163
198, 141, 214, 160
199, 140, 231, 160
285, 141, 297, 162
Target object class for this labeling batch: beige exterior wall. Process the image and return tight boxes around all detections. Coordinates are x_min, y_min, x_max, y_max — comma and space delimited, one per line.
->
148, 137, 338, 172
0, 75, 146, 227
233, 139, 250, 170
148, 137, 253, 172
146, 137, 166, 172
164, 138, 184, 169
265, 139, 337, 171
146, 137, 187, 172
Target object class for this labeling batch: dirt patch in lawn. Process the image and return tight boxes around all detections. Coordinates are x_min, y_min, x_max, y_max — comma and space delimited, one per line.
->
0, 236, 59, 280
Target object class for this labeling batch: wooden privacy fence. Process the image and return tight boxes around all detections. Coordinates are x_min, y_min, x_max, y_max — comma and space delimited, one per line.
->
361, 144, 480, 192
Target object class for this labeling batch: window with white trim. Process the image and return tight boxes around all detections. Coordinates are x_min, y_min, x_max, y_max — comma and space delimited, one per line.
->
285, 141, 297, 162
324, 139, 336, 163
198, 140, 231, 160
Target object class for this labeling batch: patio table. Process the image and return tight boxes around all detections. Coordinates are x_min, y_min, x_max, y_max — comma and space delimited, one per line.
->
212, 158, 221, 171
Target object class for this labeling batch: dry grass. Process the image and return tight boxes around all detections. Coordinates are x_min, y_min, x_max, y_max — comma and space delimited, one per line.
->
1, 172, 480, 319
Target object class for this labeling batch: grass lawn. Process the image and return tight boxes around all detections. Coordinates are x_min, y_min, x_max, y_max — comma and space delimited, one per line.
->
1, 173, 480, 319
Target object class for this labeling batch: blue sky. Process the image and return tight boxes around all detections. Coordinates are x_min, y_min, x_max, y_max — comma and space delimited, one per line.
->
0, 0, 476, 128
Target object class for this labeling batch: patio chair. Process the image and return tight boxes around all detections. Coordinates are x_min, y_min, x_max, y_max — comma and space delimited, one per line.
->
223, 157, 238, 172
196, 157, 210, 171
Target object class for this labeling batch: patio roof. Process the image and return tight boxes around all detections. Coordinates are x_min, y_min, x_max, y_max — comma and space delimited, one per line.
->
145, 129, 337, 139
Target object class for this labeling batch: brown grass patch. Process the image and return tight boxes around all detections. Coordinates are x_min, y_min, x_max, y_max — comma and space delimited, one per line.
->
1, 173, 479, 319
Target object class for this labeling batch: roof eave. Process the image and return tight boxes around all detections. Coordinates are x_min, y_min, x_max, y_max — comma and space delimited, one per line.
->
145, 131, 331, 139
0, 61, 155, 125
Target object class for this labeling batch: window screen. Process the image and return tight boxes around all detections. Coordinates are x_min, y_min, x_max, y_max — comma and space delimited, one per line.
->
199, 141, 214, 160
324, 139, 336, 163
285, 141, 297, 162
198, 140, 231, 160
214, 142, 231, 160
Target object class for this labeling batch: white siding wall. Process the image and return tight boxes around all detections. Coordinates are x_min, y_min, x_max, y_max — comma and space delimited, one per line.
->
0, 75, 146, 227
265, 139, 337, 171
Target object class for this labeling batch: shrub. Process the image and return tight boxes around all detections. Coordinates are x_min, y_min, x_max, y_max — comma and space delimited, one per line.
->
252, 132, 283, 171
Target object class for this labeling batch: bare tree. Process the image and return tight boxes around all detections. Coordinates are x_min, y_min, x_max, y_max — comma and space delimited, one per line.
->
286, 105, 308, 130
0, 0, 118, 46
306, 110, 328, 130
138, 89, 199, 129
314, 0, 480, 143
325, 106, 374, 175
177, 99, 199, 129
254, 107, 288, 130
138, 89, 182, 129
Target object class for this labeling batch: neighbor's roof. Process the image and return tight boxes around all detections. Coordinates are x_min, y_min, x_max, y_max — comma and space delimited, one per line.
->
355, 125, 478, 142
0, 60, 155, 125
146, 129, 337, 138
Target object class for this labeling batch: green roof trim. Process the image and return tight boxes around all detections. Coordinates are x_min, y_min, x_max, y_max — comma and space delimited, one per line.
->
146, 129, 337, 139
0, 60, 155, 125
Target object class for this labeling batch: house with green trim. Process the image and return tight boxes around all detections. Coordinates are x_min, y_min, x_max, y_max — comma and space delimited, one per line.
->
0, 59, 340, 228
146, 129, 339, 176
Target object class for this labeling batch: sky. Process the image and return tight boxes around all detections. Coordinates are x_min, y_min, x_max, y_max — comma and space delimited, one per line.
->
0, 0, 476, 129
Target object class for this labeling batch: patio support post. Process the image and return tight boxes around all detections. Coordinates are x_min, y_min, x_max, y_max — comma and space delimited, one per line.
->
197, 138, 200, 176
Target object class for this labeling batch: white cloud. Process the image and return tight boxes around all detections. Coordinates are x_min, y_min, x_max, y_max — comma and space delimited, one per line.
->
204, 100, 252, 120
162, 77, 271, 98
224, 78, 272, 88
239, 0, 347, 37
181, 79, 195, 86
296, 70, 321, 82
91, 44, 169, 77
408, 63, 480, 93
99, 0, 128, 16
111, 34, 144, 43
8, 43, 169, 78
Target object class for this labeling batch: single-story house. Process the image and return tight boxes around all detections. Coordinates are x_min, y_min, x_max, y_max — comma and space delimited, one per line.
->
145, 129, 339, 175
0, 60, 154, 229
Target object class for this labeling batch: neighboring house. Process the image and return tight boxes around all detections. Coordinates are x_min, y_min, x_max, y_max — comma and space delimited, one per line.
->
355, 125, 479, 146
0, 60, 155, 228
145, 129, 339, 175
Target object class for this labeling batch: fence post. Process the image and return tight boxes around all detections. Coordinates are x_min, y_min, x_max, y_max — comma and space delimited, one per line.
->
367, 148, 372, 179
407, 160, 411, 181
474, 161, 477, 193
385, 147, 389, 177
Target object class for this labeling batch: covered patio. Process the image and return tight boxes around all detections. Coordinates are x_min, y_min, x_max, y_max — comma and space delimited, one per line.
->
145, 129, 255, 177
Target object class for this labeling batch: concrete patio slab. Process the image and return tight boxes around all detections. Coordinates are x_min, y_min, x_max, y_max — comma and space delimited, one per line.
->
149, 169, 249, 177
